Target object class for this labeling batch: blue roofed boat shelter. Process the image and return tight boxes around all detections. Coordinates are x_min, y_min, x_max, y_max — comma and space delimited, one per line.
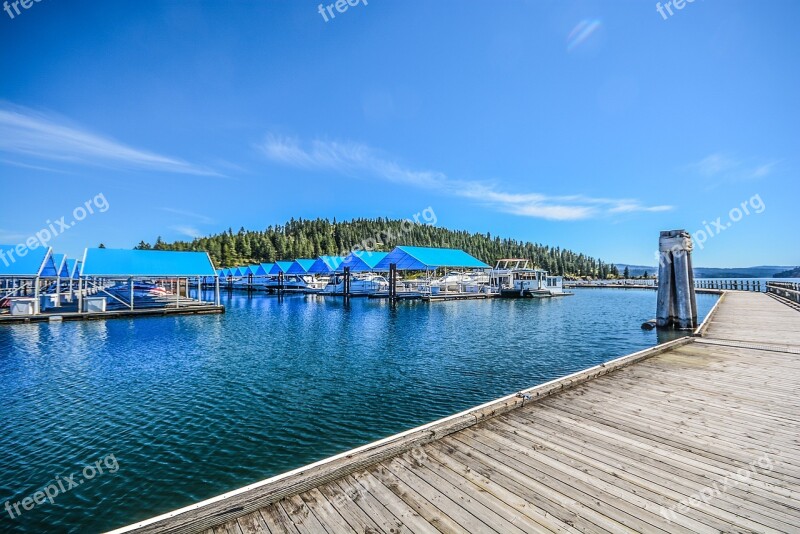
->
269, 261, 294, 275
80, 248, 220, 309
287, 259, 316, 275
66, 259, 79, 280
308, 256, 344, 274
374, 246, 489, 271
335, 251, 389, 273
0, 244, 57, 312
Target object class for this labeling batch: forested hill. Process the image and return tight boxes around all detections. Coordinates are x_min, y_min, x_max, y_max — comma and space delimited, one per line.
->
137, 217, 619, 278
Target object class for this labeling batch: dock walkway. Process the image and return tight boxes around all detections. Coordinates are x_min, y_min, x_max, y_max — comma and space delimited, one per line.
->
114, 291, 800, 534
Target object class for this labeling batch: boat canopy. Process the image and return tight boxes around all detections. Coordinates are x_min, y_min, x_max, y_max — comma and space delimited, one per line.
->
287, 258, 316, 275
50, 253, 71, 278
232, 267, 245, 277
269, 261, 295, 275
0, 244, 56, 278
243, 264, 268, 276
259, 263, 274, 275
81, 248, 217, 278
374, 246, 489, 271
335, 251, 389, 273
66, 259, 79, 280
308, 256, 344, 274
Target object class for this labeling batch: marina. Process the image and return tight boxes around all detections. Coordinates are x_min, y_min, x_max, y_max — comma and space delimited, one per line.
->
111, 289, 800, 534
2, 245, 578, 326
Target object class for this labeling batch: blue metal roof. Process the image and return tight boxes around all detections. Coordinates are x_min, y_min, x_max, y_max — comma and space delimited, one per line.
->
81, 248, 217, 277
287, 258, 316, 275
259, 263, 274, 275
335, 251, 389, 272
374, 246, 489, 270
269, 261, 294, 274
50, 254, 70, 278
0, 244, 54, 277
308, 255, 344, 274
251, 264, 268, 276
66, 259, 78, 279
232, 267, 245, 277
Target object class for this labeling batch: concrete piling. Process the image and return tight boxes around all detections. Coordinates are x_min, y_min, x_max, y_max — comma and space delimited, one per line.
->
656, 229, 697, 329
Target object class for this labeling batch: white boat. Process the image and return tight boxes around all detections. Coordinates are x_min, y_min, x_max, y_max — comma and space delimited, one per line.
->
492, 259, 567, 298
430, 270, 490, 292
322, 273, 389, 295
264, 275, 314, 292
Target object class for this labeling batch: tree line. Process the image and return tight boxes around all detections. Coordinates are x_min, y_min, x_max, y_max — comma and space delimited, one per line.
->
136, 217, 620, 278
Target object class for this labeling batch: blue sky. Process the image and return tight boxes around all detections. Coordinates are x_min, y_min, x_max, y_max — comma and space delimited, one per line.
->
1, 0, 798, 267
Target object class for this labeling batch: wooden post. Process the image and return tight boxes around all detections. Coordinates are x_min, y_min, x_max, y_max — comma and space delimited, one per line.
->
343, 267, 351, 298
214, 276, 221, 306
656, 230, 697, 330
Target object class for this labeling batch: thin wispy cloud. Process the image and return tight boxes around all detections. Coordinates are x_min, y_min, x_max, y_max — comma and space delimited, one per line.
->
0, 229, 27, 241
689, 152, 778, 183
160, 207, 215, 224
261, 135, 672, 221
170, 225, 204, 239
0, 158, 75, 174
567, 19, 602, 51
0, 103, 219, 176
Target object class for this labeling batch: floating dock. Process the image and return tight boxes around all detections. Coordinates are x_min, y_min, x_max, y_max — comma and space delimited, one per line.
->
0, 301, 224, 325
111, 290, 800, 533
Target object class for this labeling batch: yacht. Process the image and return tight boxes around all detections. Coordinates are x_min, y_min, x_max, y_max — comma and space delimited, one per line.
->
322, 273, 389, 295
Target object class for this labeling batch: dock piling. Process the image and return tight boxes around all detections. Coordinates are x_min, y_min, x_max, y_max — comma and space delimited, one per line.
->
656, 229, 697, 329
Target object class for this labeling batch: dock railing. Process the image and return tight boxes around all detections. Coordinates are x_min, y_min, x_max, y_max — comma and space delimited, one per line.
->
766, 281, 800, 304
694, 279, 762, 291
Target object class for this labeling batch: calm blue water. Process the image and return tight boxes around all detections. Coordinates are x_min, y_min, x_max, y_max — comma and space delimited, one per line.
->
0, 289, 717, 533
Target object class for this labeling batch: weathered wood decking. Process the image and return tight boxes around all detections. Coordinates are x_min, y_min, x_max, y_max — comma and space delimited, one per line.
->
112, 291, 800, 534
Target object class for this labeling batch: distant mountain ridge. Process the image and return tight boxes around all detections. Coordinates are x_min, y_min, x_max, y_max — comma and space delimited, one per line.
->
775, 266, 800, 278
616, 264, 796, 279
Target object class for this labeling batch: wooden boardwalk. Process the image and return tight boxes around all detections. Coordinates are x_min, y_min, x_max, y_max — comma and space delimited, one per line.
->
113, 291, 800, 534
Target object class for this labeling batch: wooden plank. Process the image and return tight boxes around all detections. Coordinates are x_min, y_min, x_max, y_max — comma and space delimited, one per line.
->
236, 511, 272, 534
369, 463, 471, 533
480, 419, 798, 533
280, 495, 329, 534
348, 471, 439, 534
318, 481, 385, 533
389, 453, 530, 534
259, 503, 300, 534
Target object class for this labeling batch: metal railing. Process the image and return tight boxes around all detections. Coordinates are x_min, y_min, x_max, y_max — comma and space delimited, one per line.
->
766, 281, 800, 304
694, 279, 762, 291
